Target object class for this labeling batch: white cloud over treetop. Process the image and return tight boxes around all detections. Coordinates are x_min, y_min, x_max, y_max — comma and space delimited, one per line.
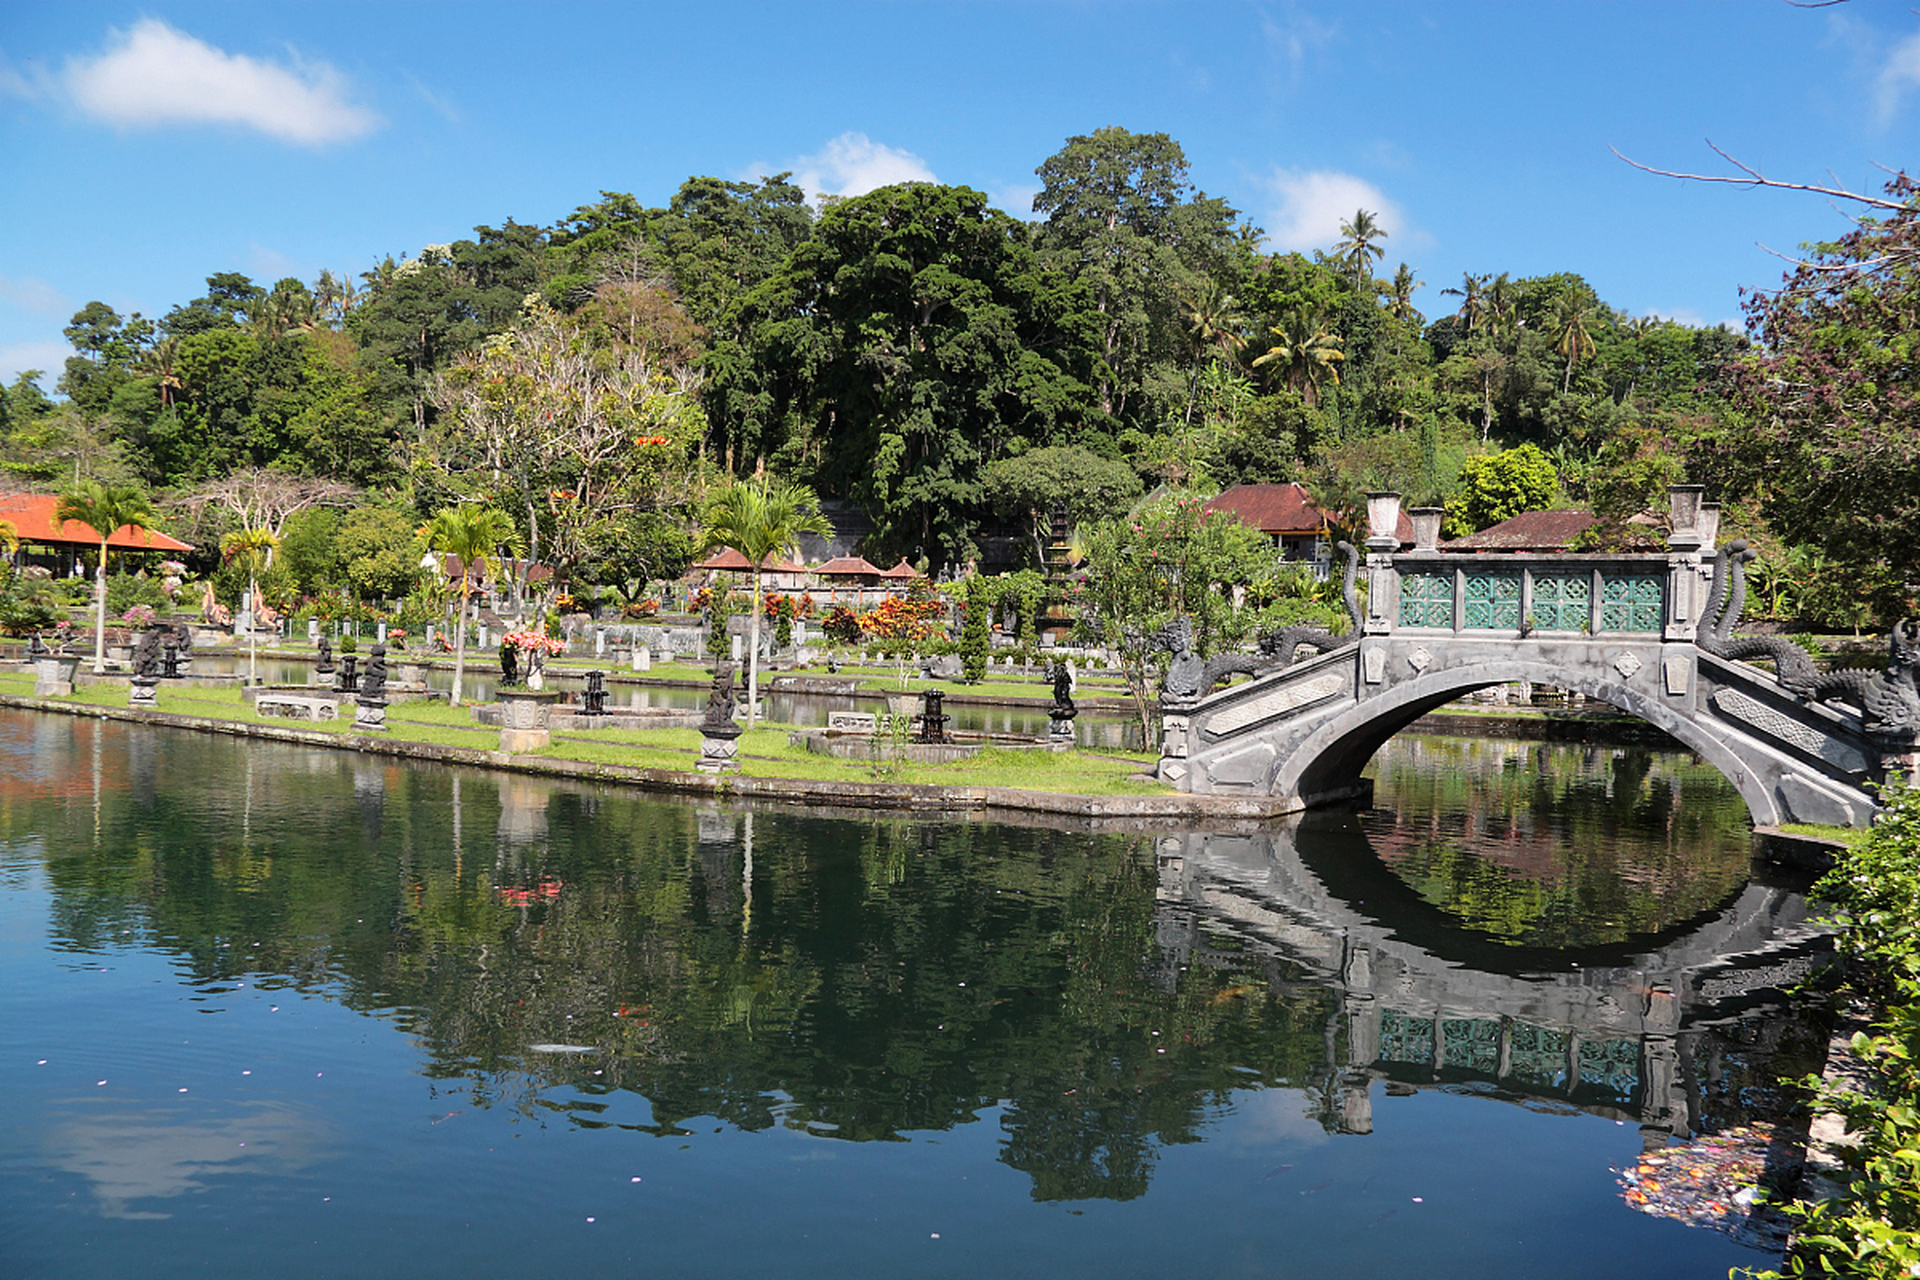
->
1258, 167, 1407, 254
790, 132, 937, 200
63, 19, 379, 146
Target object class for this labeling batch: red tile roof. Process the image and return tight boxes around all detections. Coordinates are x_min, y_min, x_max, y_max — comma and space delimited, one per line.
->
1205, 483, 1417, 543
1204, 483, 1329, 535
0, 492, 193, 553
1443, 509, 1597, 552
878, 559, 922, 579
815, 555, 883, 577
692, 548, 806, 573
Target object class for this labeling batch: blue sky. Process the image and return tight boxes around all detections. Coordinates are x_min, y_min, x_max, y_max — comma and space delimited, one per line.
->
2, 1, 1917, 388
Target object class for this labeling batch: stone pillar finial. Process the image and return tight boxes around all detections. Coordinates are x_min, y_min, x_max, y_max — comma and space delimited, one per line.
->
1697, 502, 1721, 552
1364, 492, 1402, 548
1408, 507, 1444, 552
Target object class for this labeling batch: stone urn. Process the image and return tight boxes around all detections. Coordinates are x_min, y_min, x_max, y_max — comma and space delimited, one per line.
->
33, 653, 80, 697
496, 689, 561, 754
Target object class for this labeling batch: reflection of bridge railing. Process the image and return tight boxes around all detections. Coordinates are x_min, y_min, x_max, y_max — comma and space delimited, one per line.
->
1150, 821, 1831, 1141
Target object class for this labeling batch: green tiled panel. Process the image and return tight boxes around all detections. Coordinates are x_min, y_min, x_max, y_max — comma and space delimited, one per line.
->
1463, 570, 1521, 629
1378, 1009, 1434, 1067
1398, 570, 1453, 629
1529, 571, 1590, 632
1442, 1018, 1502, 1073
1599, 573, 1663, 632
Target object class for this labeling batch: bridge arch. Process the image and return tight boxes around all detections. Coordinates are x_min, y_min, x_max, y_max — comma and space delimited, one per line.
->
1279, 657, 1784, 827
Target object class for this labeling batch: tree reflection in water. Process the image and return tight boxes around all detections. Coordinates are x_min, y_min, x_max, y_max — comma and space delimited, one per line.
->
6, 713, 1826, 1206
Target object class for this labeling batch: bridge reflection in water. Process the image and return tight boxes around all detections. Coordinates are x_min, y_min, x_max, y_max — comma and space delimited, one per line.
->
1150, 808, 1830, 1147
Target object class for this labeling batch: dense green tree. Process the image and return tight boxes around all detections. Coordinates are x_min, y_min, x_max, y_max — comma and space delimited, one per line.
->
981, 445, 1143, 565
335, 504, 421, 603
1033, 127, 1244, 430
1457, 443, 1560, 530
350, 249, 484, 436
766, 182, 1091, 565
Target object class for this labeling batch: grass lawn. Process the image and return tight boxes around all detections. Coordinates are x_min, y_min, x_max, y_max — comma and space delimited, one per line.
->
6, 673, 1166, 797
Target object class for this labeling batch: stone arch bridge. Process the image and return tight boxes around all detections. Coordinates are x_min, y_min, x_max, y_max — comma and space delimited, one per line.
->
1159, 492, 1917, 828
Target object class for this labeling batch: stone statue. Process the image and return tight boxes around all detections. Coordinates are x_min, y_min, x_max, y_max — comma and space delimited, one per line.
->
1150, 615, 1204, 701
316, 635, 334, 674
132, 628, 162, 680
361, 644, 388, 702
500, 643, 520, 687
702, 659, 739, 731
28, 633, 46, 657
1050, 659, 1077, 717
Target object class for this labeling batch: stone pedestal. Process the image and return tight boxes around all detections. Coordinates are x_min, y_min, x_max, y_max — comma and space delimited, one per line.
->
632, 646, 650, 672
128, 676, 158, 708
497, 689, 560, 753
698, 724, 743, 774
33, 654, 79, 697
354, 696, 389, 733
1157, 695, 1196, 785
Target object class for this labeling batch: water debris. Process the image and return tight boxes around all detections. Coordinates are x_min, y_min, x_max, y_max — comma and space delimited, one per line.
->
1260, 1164, 1294, 1180
1615, 1123, 1796, 1249
1300, 1178, 1333, 1195
528, 1043, 598, 1054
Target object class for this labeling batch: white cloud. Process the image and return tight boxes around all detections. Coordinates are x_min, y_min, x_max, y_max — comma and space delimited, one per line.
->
63, 19, 379, 146
788, 132, 937, 201
1258, 168, 1409, 254
0, 274, 70, 317
0, 339, 75, 387
1874, 29, 1920, 126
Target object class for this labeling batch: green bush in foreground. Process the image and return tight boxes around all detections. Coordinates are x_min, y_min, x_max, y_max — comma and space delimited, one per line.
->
1748, 782, 1920, 1279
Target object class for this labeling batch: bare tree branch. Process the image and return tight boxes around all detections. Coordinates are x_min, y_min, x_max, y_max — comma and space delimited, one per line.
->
1609, 140, 1911, 212
172, 469, 361, 541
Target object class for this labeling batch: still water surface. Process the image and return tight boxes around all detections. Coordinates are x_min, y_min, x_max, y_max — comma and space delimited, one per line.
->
0, 712, 1824, 1277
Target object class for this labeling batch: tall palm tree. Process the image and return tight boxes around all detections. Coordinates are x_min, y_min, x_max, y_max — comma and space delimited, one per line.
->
698, 476, 832, 729
1551, 293, 1598, 392
1251, 305, 1345, 406
428, 505, 518, 707
1444, 272, 1490, 336
1178, 278, 1247, 426
55, 480, 156, 674
1335, 209, 1388, 293
221, 527, 279, 686
1485, 272, 1517, 339
135, 337, 182, 409
1387, 263, 1424, 324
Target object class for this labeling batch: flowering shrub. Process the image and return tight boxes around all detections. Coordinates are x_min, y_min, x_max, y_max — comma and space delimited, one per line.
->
121, 604, 157, 628
856, 594, 943, 641
622, 598, 660, 618
387, 629, 407, 651
502, 630, 566, 656
822, 606, 861, 644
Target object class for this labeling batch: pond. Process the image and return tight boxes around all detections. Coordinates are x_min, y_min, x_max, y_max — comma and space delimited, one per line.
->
0, 710, 1827, 1278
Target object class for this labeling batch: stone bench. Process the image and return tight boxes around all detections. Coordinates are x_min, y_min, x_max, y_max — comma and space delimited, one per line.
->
254, 694, 340, 721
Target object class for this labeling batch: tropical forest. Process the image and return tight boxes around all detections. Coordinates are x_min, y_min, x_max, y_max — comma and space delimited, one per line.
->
1, 126, 1914, 634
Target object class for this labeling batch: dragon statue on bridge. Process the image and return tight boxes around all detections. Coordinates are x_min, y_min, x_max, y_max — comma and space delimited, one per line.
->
1702, 540, 1919, 731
